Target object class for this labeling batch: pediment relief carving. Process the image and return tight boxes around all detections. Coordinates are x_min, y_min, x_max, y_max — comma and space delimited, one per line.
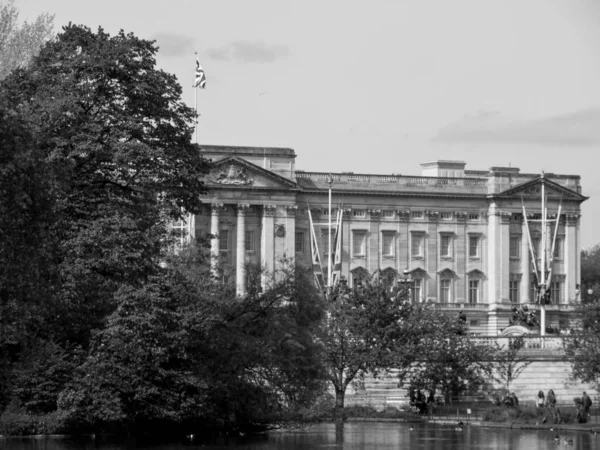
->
214, 163, 254, 185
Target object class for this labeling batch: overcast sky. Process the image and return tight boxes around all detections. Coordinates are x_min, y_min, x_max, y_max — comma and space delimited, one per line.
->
17, 0, 600, 248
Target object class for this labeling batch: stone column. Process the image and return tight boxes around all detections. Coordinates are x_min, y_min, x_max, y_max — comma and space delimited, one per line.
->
521, 220, 530, 303
210, 203, 223, 277
284, 205, 298, 265
261, 204, 276, 289
425, 210, 439, 301
565, 214, 579, 302
487, 204, 510, 334
236, 204, 250, 296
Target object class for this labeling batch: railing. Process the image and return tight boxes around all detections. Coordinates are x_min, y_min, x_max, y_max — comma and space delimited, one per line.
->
435, 302, 489, 310
296, 172, 489, 189
472, 336, 568, 350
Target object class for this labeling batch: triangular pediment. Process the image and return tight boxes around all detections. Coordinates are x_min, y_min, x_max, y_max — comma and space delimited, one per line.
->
205, 157, 299, 190
492, 176, 587, 202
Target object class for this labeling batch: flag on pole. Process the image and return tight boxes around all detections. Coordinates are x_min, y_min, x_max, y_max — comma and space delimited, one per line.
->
193, 57, 206, 88
308, 207, 325, 291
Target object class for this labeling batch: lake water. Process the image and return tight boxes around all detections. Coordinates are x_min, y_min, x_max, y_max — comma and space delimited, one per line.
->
1, 422, 597, 450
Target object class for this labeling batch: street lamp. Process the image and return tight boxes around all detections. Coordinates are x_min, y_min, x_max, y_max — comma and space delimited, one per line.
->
396, 268, 414, 301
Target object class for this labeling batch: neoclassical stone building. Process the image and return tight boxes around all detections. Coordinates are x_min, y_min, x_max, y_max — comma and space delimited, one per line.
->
188, 145, 587, 336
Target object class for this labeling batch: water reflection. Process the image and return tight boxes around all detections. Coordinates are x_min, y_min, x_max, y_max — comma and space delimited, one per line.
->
0, 422, 597, 450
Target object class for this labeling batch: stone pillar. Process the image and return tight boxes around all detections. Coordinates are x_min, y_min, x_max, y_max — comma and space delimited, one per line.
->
565, 213, 579, 302
261, 204, 276, 289
236, 204, 250, 296
284, 205, 298, 266
487, 203, 510, 334
425, 211, 439, 300
210, 203, 223, 277
521, 221, 530, 303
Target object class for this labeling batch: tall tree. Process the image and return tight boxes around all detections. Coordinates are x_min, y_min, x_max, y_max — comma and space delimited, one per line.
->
0, 0, 54, 80
0, 24, 210, 347
320, 280, 415, 414
564, 301, 600, 385
581, 245, 600, 303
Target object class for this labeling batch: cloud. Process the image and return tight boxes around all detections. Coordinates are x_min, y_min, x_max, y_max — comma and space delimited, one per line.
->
435, 108, 600, 147
152, 33, 195, 57
206, 41, 289, 63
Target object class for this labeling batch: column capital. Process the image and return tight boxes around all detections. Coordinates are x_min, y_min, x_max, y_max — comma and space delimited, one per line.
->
236, 203, 250, 215
211, 203, 225, 212
566, 213, 580, 226
500, 212, 512, 224
455, 211, 467, 223
263, 204, 277, 216
284, 205, 298, 216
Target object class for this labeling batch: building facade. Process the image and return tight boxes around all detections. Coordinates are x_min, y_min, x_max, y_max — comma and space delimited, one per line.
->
190, 145, 587, 336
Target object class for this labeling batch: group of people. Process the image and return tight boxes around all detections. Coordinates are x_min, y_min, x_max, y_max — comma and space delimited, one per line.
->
536, 389, 593, 424
408, 388, 436, 415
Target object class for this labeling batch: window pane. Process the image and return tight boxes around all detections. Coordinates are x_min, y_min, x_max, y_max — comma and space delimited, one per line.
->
468, 280, 479, 304
353, 231, 366, 255
510, 280, 520, 303
553, 238, 563, 259
441, 235, 451, 257
440, 279, 451, 302
245, 230, 255, 252
382, 232, 394, 256
295, 232, 304, 253
510, 236, 520, 258
412, 279, 421, 302
219, 230, 229, 251
469, 236, 479, 257
411, 234, 423, 256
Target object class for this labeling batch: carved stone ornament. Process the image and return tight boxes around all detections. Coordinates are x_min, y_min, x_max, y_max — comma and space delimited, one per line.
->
342, 208, 353, 217
368, 209, 382, 219
397, 210, 410, 222
215, 163, 253, 185
500, 212, 512, 224
284, 205, 298, 216
236, 203, 250, 214
425, 210, 439, 222
210, 203, 224, 213
566, 213, 580, 226
263, 204, 277, 216
455, 211, 467, 223
275, 224, 286, 237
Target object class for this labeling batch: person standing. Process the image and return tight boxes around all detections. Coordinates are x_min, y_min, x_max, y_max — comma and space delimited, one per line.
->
582, 391, 593, 420
536, 390, 545, 408
546, 389, 558, 422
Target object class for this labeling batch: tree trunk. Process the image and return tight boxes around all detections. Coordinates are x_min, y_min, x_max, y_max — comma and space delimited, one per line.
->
334, 387, 345, 418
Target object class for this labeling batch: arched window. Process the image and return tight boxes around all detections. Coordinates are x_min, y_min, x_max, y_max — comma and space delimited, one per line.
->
438, 268, 457, 303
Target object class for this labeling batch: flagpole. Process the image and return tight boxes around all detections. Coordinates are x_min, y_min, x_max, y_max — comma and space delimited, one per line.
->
327, 174, 333, 295
194, 52, 198, 144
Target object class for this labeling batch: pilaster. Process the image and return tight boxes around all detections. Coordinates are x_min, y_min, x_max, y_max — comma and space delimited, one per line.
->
261, 204, 276, 288
236, 204, 250, 296
210, 203, 224, 277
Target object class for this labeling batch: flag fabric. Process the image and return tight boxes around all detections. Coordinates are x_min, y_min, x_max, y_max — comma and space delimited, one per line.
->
193, 57, 206, 88
308, 208, 325, 291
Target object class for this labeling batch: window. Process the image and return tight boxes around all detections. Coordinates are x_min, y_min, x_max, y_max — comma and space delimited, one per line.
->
352, 209, 366, 218
441, 212, 452, 220
468, 213, 480, 220
383, 210, 395, 219
171, 219, 188, 247
509, 280, 520, 303
553, 238, 563, 259
440, 279, 452, 303
551, 281, 562, 304
411, 211, 423, 219
219, 230, 230, 251
412, 278, 422, 303
411, 233, 424, 257
531, 238, 540, 259
440, 234, 452, 258
245, 230, 255, 252
510, 236, 520, 259
469, 235, 480, 258
352, 231, 367, 256
295, 232, 305, 253
382, 232, 395, 257
468, 280, 479, 304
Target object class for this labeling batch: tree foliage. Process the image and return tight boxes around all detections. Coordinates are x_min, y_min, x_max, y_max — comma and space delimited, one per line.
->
564, 302, 600, 386
494, 336, 531, 392
581, 245, 600, 303
0, 0, 55, 80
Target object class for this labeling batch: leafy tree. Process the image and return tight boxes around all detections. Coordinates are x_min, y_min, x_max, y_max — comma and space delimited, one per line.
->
0, 24, 210, 347
581, 245, 600, 303
494, 336, 531, 392
397, 308, 495, 403
0, 0, 55, 80
319, 279, 414, 414
564, 302, 600, 386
